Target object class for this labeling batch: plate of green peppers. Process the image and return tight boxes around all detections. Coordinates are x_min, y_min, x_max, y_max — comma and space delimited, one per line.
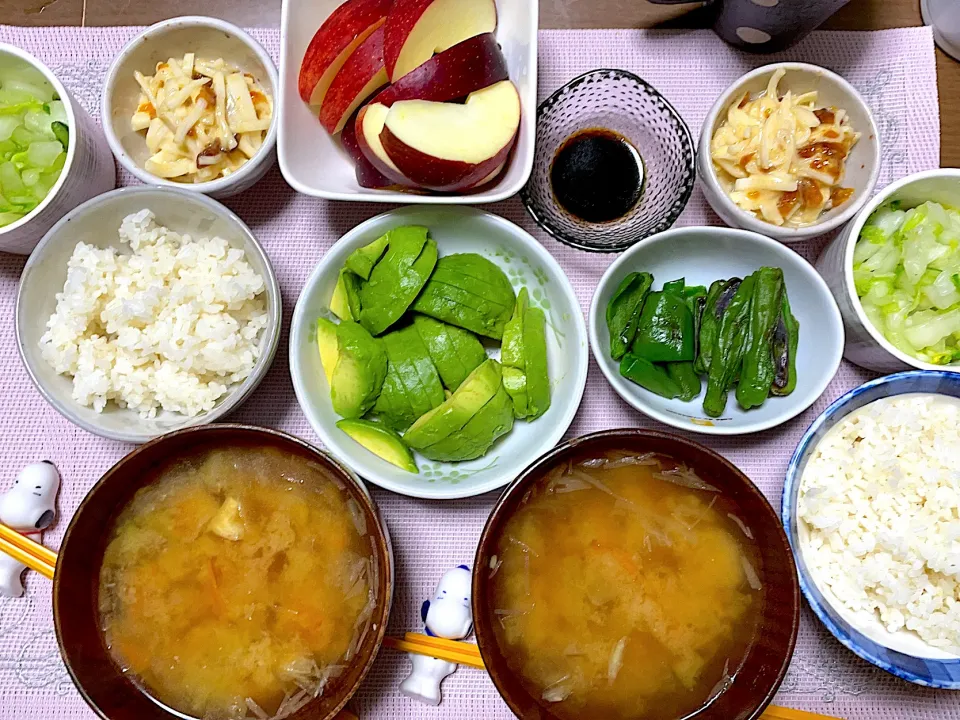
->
589, 226, 845, 435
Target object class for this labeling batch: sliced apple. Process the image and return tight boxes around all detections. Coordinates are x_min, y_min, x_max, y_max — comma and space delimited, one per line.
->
379, 80, 520, 192
319, 26, 389, 134
375, 33, 508, 107
355, 102, 416, 186
467, 161, 506, 190
298, 0, 392, 106
341, 108, 394, 188
384, 0, 497, 82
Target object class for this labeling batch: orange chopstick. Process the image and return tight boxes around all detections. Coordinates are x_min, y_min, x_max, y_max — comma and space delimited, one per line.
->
0, 521, 56, 579
383, 634, 839, 719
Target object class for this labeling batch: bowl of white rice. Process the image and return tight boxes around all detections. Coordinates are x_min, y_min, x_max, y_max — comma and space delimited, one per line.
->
16, 186, 281, 443
783, 370, 960, 688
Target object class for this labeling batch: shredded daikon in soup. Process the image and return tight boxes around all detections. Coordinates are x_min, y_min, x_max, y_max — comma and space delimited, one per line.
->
131, 54, 272, 183
710, 68, 860, 227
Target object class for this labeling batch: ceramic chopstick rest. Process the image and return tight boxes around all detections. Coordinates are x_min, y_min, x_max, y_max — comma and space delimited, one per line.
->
0, 461, 60, 597
400, 565, 474, 705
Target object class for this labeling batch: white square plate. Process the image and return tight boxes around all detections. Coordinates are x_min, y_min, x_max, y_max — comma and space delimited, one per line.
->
278, 0, 538, 203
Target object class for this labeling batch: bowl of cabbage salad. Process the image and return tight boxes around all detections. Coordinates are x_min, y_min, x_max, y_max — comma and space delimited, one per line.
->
817, 169, 960, 372
0, 44, 115, 254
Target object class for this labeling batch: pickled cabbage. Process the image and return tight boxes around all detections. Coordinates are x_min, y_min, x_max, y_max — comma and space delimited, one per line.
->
0, 70, 68, 227
854, 200, 960, 364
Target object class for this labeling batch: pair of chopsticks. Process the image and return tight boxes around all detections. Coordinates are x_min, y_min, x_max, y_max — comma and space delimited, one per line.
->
0, 534, 840, 720
0, 521, 56, 579
385, 633, 842, 720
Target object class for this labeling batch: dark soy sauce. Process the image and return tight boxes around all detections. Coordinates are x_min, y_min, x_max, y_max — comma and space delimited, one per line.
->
550, 128, 644, 223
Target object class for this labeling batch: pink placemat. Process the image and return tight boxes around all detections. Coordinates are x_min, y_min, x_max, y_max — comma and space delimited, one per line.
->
0, 23, 950, 720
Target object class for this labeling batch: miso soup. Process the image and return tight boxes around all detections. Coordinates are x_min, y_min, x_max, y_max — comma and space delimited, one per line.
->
487, 451, 763, 720
98, 445, 379, 720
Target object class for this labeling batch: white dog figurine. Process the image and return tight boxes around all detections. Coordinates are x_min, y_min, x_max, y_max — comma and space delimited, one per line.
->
400, 565, 474, 706
0, 462, 60, 598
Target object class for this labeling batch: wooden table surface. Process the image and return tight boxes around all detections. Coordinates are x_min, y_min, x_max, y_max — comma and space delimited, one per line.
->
0, 0, 956, 166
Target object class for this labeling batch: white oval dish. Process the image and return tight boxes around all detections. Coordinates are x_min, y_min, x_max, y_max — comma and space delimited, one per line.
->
101, 17, 279, 199
816, 168, 960, 373
290, 205, 588, 499
588, 225, 844, 436
16, 186, 282, 444
698, 62, 880, 243
0, 43, 115, 255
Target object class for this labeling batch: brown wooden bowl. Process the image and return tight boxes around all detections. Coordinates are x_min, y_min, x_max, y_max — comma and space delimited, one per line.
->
472, 429, 800, 720
53, 424, 393, 720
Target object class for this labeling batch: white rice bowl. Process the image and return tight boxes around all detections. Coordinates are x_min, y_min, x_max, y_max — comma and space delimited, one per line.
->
798, 393, 960, 656
39, 209, 268, 418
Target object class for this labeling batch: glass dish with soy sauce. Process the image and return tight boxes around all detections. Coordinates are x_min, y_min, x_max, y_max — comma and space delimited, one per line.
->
520, 69, 696, 252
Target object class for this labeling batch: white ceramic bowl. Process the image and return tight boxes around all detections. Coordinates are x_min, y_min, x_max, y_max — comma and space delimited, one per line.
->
698, 62, 880, 243
102, 17, 279, 199
816, 169, 960, 373
290, 205, 588, 499
589, 226, 844, 436
0, 43, 115, 255
16, 187, 282, 444
277, 0, 537, 203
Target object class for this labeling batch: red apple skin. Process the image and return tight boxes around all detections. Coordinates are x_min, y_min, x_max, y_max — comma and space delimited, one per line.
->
354, 104, 417, 186
319, 26, 388, 134
374, 33, 507, 107
298, 0, 392, 104
383, 0, 496, 81
340, 109, 393, 188
379, 123, 517, 192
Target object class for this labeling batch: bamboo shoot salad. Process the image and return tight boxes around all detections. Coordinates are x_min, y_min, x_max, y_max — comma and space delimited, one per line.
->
131, 54, 272, 183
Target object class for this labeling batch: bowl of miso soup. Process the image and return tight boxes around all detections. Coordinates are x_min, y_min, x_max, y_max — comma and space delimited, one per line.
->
53, 424, 393, 720
473, 429, 799, 720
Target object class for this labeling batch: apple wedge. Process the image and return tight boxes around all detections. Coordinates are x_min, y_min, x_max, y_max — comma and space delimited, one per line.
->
379, 80, 520, 192
375, 33, 508, 107
319, 26, 388, 134
384, 0, 497, 82
355, 103, 416, 186
341, 109, 394, 188
298, 0, 391, 107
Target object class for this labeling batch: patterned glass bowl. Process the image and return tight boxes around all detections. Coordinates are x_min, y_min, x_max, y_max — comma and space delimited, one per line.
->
782, 371, 960, 688
520, 69, 696, 253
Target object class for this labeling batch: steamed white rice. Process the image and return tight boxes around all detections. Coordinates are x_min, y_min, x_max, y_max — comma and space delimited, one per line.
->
39, 209, 268, 418
798, 393, 960, 651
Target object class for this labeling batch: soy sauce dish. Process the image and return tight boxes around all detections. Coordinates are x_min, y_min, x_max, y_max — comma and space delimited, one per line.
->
54, 425, 393, 720
473, 429, 800, 720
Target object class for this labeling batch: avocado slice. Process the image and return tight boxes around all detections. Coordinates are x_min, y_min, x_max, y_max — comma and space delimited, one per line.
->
373, 325, 445, 431
316, 317, 339, 385
412, 254, 516, 339
345, 232, 390, 280
523, 302, 550, 420
403, 359, 502, 450
500, 289, 550, 420
330, 321, 387, 419
413, 314, 487, 391
418, 384, 514, 462
331, 269, 362, 321
337, 418, 418, 473
359, 226, 438, 336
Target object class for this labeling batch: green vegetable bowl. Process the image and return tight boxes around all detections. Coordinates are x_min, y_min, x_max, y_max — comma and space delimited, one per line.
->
589, 226, 844, 435
290, 206, 588, 499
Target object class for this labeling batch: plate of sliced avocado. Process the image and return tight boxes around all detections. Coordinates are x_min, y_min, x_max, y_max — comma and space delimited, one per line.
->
588, 225, 845, 436
290, 206, 588, 499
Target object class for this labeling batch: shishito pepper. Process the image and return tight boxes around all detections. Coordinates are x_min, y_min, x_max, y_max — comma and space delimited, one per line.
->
620, 353, 682, 398
771, 292, 800, 396
736, 267, 785, 410
631, 285, 695, 363
703, 274, 756, 418
695, 279, 733, 375
666, 284, 707, 401
606, 272, 653, 360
